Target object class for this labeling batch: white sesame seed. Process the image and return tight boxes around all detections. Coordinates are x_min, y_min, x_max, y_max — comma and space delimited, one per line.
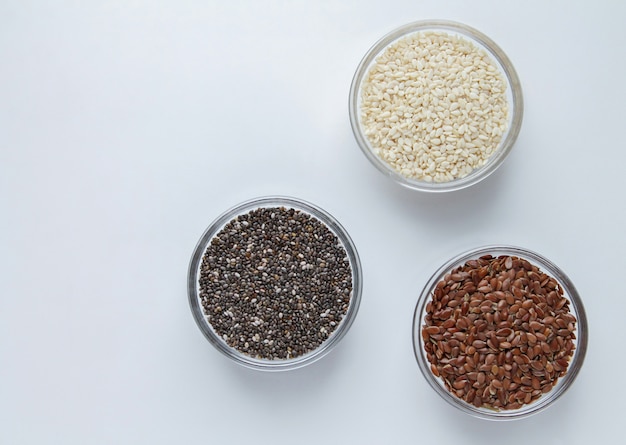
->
360, 30, 509, 182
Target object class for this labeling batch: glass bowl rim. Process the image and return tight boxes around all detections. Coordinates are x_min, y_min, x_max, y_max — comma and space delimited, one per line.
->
187, 195, 363, 371
412, 244, 588, 420
349, 19, 524, 193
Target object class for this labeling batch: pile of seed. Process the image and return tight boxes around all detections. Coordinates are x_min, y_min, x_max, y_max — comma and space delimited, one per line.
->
360, 31, 509, 183
422, 255, 576, 410
198, 207, 353, 360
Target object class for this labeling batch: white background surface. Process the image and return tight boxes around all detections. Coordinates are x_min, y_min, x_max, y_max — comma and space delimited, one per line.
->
2, 1, 625, 443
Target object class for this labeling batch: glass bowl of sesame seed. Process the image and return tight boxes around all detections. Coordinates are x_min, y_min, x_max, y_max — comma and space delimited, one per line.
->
188, 196, 363, 371
349, 20, 523, 192
412, 245, 588, 420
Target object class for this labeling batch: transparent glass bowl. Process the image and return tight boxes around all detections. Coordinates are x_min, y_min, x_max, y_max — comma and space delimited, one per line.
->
188, 196, 363, 371
412, 245, 588, 420
349, 20, 524, 192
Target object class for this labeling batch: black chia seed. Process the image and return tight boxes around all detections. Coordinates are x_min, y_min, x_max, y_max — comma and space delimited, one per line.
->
198, 206, 353, 360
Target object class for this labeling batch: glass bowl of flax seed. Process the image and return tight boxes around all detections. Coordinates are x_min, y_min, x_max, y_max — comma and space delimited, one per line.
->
412, 245, 588, 420
188, 196, 363, 371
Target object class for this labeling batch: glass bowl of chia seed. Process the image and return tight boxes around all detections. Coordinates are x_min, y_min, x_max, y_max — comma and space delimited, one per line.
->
349, 20, 523, 192
412, 245, 588, 420
188, 196, 363, 371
